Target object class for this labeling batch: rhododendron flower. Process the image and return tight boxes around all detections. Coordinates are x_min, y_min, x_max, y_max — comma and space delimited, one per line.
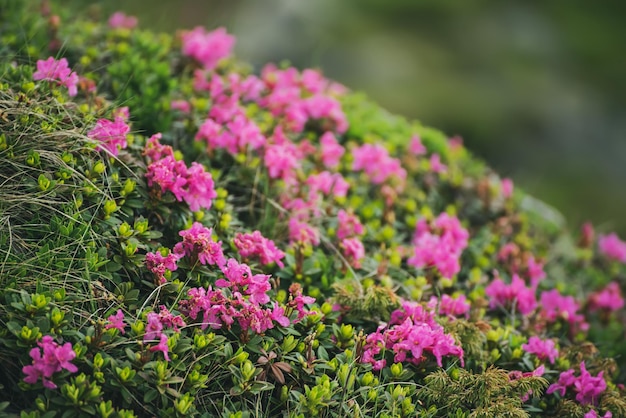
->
184, 162, 218, 211
174, 222, 226, 267
288, 218, 320, 246
361, 302, 464, 369
145, 251, 180, 284
522, 336, 558, 364
234, 230, 285, 268
264, 140, 300, 180
409, 134, 426, 155
407, 214, 469, 279
429, 153, 447, 174
501, 178, 514, 198
341, 237, 365, 269
108, 11, 138, 29
171, 100, 191, 113
588, 282, 624, 312
485, 274, 537, 315
216, 258, 271, 305
144, 312, 164, 341
22, 336, 78, 389
337, 210, 364, 240
33, 57, 79, 96
584, 410, 613, 418
598, 232, 626, 263
434, 294, 471, 318
547, 362, 606, 406
182, 26, 235, 70
526, 255, 546, 287
105, 309, 126, 334
352, 143, 406, 186
306, 171, 350, 199
319, 131, 344, 168
540, 289, 588, 332
287, 283, 316, 321
88, 117, 130, 156
149, 334, 170, 361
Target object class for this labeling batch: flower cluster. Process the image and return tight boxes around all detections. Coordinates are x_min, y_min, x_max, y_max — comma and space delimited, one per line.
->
547, 362, 606, 406
234, 230, 285, 268
33, 57, 79, 96
407, 213, 469, 279
22, 336, 78, 389
182, 27, 235, 70
173, 222, 225, 267
145, 251, 180, 284
145, 134, 217, 211
522, 336, 558, 364
108, 11, 137, 29
361, 302, 464, 371
598, 233, 626, 263
588, 282, 625, 312
485, 274, 537, 315
352, 143, 406, 187
88, 117, 130, 156
539, 289, 588, 332
105, 309, 126, 334
432, 294, 471, 318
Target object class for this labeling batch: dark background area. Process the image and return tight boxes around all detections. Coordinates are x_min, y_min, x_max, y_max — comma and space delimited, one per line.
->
70, 0, 626, 234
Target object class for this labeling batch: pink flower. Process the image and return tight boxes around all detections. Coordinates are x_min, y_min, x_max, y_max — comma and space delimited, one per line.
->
174, 222, 226, 267
429, 154, 447, 174
33, 57, 79, 96
88, 117, 130, 156
157, 306, 186, 331
144, 312, 164, 341
341, 237, 365, 269
184, 162, 218, 211
108, 11, 138, 29
435, 294, 471, 318
288, 218, 320, 246
522, 336, 558, 364
234, 231, 285, 268
264, 139, 300, 181
547, 362, 606, 406
145, 251, 180, 284
526, 256, 546, 287
171, 100, 191, 113
352, 143, 406, 186
407, 214, 469, 279
149, 334, 170, 361
319, 131, 345, 168
287, 283, 316, 321
361, 302, 464, 369
588, 282, 624, 312
337, 210, 364, 240
216, 258, 271, 305
540, 289, 588, 332
598, 233, 626, 263
485, 274, 537, 315
409, 135, 426, 155
269, 303, 291, 327
501, 178, 514, 198
105, 309, 126, 334
182, 26, 235, 70
22, 336, 77, 389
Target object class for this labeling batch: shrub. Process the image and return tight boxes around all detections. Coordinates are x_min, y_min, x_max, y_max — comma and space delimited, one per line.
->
0, 2, 625, 417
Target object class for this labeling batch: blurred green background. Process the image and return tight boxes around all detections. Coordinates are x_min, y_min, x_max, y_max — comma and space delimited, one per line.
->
70, 0, 626, 234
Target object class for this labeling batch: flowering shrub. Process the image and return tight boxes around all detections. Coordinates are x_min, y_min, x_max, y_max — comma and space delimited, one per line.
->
0, 2, 625, 417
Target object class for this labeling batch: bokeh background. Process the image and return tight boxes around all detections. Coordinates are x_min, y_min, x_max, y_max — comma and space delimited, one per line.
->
71, 0, 626, 234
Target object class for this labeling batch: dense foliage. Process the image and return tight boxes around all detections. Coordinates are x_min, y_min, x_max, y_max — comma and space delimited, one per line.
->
0, 2, 625, 417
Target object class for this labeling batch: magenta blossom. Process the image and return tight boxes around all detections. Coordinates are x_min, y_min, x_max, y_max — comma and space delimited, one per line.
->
88, 117, 130, 156
598, 232, 626, 263
108, 11, 138, 29
33, 57, 79, 96
588, 282, 624, 312
409, 134, 427, 155
174, 222, 226, 267
182, 26, 235, 70
434, 294, 471, 318
234, 230, 285, 268
547, 362, 606, 406
485, 274, 537, 315
540, 289, 588, 332
522, 336, 558, 364
319, 131, 345, 168
341, 237, 365, 269
22, 336, 78, 389
104, 309, 126, 334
